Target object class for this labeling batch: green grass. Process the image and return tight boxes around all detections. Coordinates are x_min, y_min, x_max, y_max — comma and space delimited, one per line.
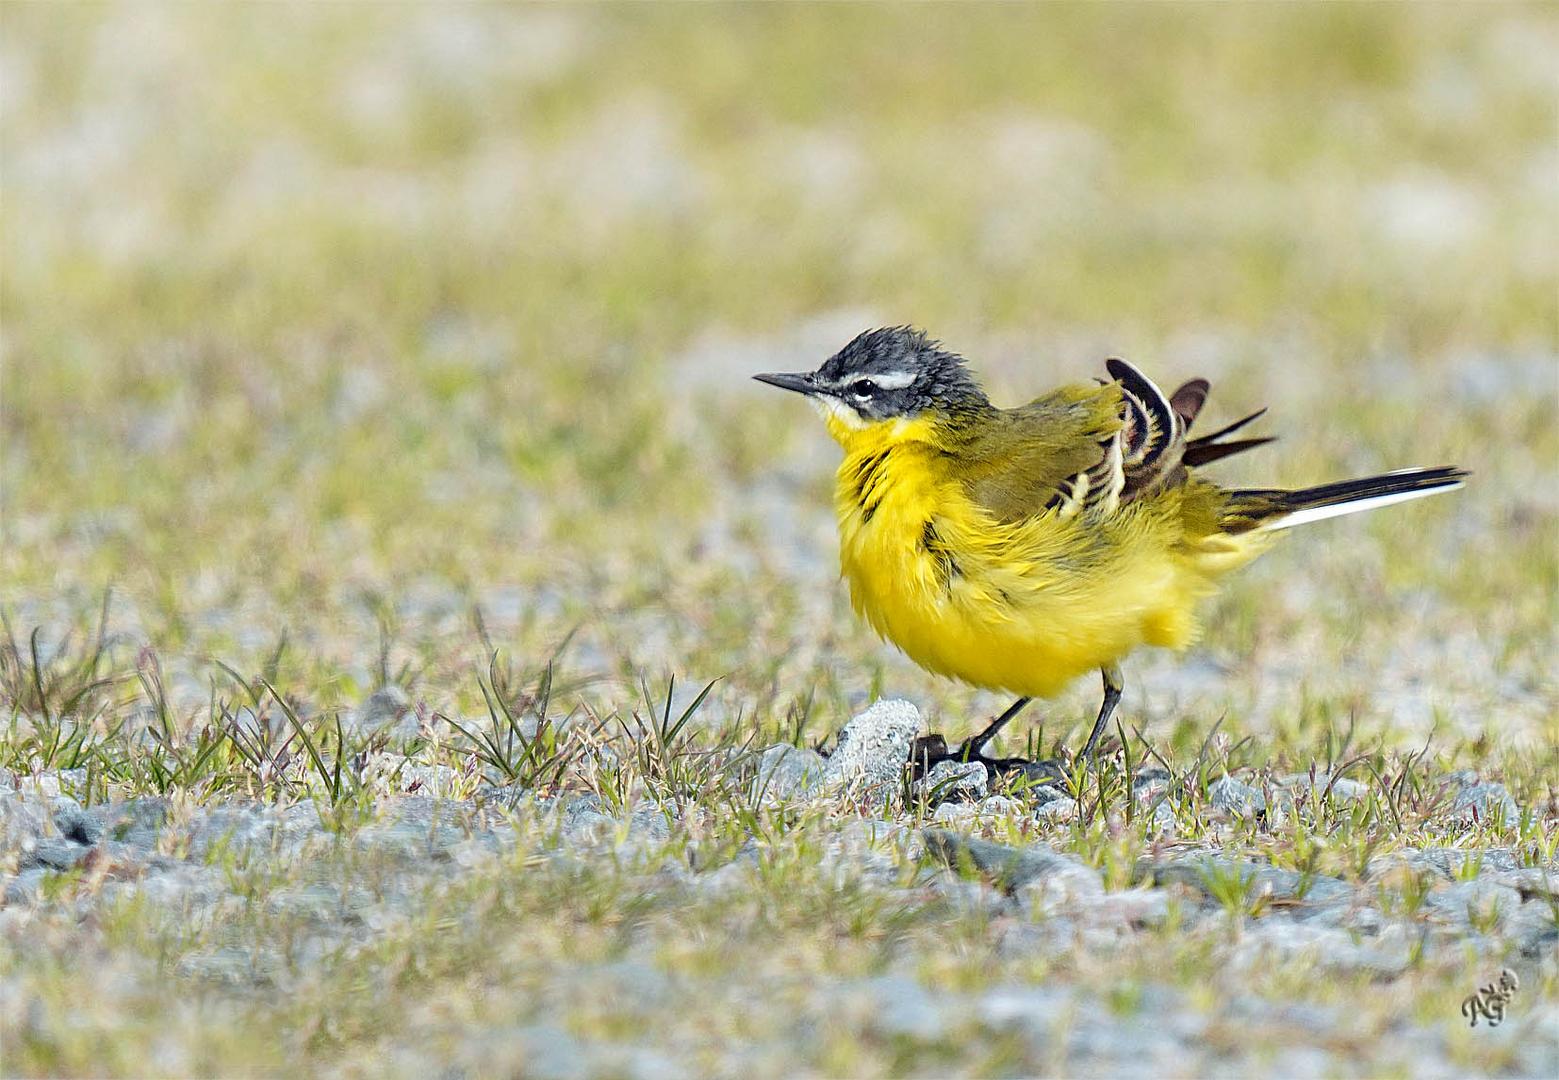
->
2, 3, 1556, 1076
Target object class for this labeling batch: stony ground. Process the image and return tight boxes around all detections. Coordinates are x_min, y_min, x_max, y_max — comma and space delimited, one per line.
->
4, 699, 1556, 1077
3, 4, 1557, 1077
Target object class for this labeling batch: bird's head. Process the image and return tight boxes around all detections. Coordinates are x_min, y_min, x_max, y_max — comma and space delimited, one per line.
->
754, 326, 990, 444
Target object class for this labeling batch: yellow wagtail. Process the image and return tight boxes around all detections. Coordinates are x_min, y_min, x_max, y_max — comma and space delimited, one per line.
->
755, 327, 1466, 776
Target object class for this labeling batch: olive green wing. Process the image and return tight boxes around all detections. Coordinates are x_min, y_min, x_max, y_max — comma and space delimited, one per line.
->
960, 360, 1274, 523
957, 382, 1124, 523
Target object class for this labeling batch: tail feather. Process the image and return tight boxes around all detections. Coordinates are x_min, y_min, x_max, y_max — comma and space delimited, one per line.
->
1183, 407, 1274, 468
1221, 466, 1468, 533
1184, 435, 1277, 468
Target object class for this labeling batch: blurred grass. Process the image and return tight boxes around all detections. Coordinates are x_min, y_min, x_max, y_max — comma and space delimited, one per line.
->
4, 2, 1556, 738
3, 5, 1554, 740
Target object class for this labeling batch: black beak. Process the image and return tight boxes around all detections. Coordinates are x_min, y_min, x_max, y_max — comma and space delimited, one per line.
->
752, 371, 819, 396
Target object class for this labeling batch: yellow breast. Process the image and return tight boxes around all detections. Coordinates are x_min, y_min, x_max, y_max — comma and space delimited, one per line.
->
827, 416, 1252, 699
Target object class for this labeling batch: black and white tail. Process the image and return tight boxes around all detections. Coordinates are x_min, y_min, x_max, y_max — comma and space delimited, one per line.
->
1220, 467, 1469, 534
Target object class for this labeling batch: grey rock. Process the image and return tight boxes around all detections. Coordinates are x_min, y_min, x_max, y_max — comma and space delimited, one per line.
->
974, 795, 1020, 817
1377, 846, 1524, 881
1007, 769, 1072, 805
1239, 917, 1413, 978
929, 801, 978, 826
753, 744, 827, 799
1209, 775, 1266, 816
266, 883, 346, 923
106, 799, 168, 849
628, 805, 672, 843
1132, 766, 1171, 791
1450, 781, 1519, 825
1491, 867, 1559, 901
506, 1023, 593, 1080
1328, 778, 1369, 803
187, 802, 321, 862
1506, 900, 1558, 959
976, 985, 1072, 1041
1144, 855, 1353, 911
0, 794, 49, 850
346, 685, 419, 741
559, 795, 618, 845
3, 868, 47, 905
1148, 801, 1177, 836
1035, 796, 1078, 821
821, 699, 920, 795
833, 817, 916, 857
929, 796, 1020, 827
924, 830, 1094, 894
1279, 772, 1369, 805
1424, 879, 1523, 932
21, 839, 91, 871
379, 760, 464, 796
355, 797, 474, 860
1018, 861, 1105, 916
914, 760, 988, 804
176, 945, 281, 987
54, 804, 105, 846
1088, 887, 1173, 930
851, 975, 946, 1040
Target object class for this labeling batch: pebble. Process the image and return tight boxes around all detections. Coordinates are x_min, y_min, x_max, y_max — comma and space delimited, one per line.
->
1144, 855, 1354, 911
1088, 886, 1173, 930
914, 759, 988, 804
820, 699, 921, 797
752, 744, 827, 799
1035, 796, 1078, 822
928, 793, 1020, 827
3, 867, 47, 905
1505, 898, 1559, 959
1278, 772, 1370, 805
847, 975, 947, 1040
345, 685, 420, 741
1208, 775, 1266, 816
21, 839, 92, 872
53, 804, 105, 846
1449, 780, 1520, 825
1147, 801, 1177, 836
923, 830, 1097, 896
1423, 879, 1523, 933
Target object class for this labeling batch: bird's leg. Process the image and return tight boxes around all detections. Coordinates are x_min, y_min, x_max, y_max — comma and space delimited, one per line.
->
1076, 664, 1124, 764
908, 698, 1035, 778
908, 733, 953, 778
959, 697, 1033, 761
987, 668, 1122, 792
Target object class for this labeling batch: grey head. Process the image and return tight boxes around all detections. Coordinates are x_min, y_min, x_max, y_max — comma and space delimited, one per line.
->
753, 326, 989, 423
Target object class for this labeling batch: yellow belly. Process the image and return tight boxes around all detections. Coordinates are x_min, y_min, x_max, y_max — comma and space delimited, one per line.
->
833, 439, 1266, 699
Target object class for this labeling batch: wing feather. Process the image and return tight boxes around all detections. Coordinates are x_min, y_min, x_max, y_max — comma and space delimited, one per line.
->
958, 361, 1273, 522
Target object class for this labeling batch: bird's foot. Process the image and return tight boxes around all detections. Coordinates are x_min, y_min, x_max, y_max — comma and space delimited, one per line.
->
988, 756, 1074, 796
907, 736, 1074, 795
908, 734, 956, 780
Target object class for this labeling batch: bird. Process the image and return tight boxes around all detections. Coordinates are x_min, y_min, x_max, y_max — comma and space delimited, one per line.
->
754, 326, 1466, 778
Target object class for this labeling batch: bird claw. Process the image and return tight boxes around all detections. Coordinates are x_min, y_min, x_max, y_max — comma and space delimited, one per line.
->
908, 734, 954, 779
992, 757, 1072, 792
908, 735, 1071, 792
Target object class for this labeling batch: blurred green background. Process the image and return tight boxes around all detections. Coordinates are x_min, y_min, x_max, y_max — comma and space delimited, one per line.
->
3, 3, 1555, 746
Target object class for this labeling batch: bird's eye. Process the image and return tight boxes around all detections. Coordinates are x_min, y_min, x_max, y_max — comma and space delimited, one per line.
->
849, 379, 877, 397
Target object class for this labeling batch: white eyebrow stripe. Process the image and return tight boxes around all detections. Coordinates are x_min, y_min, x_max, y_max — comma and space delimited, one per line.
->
862, 370, 917, 390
